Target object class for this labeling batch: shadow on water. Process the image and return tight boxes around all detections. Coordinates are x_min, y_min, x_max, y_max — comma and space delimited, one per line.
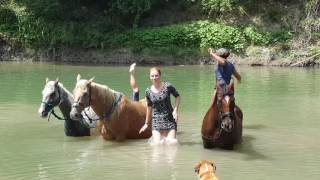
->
244, 124, 268, 130
177, 131, 203, 146
179, 141, 203, 146
178, 124, 269, 161
234, 135, 269, 161
179, 135, 269, 161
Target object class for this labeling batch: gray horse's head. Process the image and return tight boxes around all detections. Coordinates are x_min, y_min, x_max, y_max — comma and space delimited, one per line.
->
38, 78, 61, 117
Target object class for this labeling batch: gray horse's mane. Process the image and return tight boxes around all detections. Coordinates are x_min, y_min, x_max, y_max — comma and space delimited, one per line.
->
56, 82, 73, 100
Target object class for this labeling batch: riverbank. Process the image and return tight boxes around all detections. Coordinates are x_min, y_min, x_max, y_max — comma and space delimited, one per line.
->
1, 42, 319, 67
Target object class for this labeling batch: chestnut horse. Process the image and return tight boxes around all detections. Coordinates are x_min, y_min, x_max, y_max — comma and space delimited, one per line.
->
70, 74, 152, 141
201, 83, 243, 150
38, 78, 100, 136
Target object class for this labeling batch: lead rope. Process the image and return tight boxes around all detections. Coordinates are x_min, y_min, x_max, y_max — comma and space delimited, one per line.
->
46, 87, 66, 121
48, 109, 66, 121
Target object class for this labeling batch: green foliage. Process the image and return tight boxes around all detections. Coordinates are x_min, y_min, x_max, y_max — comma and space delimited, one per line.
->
0, 8, 18, 24
140, 46, 200, 59
1, 0, 296, 56
308, 46, 320, 56
107, 21, 246, 52
15, 0, 66, 21
201, 0, 235, 17
193, 21, 245, 51
269, 29, 293, 43
106, 0, 153, 27
243, 26, 271, 45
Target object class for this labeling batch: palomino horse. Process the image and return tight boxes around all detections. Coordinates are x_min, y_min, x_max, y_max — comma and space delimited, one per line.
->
38, 78, 100, 136
201, 83, 243, 150
70, 74, 152, 141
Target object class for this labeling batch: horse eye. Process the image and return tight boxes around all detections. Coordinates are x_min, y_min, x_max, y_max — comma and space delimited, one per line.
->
49, 92, 55, 98
83, 92, 88, 97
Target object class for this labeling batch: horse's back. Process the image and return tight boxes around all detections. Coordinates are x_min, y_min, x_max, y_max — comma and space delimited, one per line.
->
201, 103, 217, 136
117, 97, 151, 139
201, 103, 219, 148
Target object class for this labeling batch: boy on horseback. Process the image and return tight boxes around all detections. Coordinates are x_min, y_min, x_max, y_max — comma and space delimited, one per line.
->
208, 48, 241, 107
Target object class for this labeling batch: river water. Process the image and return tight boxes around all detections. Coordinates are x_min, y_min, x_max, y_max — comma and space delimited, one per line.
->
0, 62, 319, 180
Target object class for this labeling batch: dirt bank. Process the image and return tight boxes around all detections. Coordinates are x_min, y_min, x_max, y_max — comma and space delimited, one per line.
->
1, 41, 319, 67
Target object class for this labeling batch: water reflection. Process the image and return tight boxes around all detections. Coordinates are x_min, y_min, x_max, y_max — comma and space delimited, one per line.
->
37, 164, 49, 179
144, 145, 178, 180
150, 145, 178, 164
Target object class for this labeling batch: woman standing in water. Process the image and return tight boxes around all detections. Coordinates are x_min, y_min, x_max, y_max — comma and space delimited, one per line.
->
139, 67, 181, 145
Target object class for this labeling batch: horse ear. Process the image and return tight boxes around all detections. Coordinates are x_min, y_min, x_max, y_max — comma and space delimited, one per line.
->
77, 74, 81, 82
54, 77, 59, 87
45, 77, 49, 84
88, 77, 95, 83
86, 77, 94, 87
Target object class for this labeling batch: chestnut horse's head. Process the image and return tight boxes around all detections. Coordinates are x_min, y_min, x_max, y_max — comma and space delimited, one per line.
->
219, 94, 236, 133
70, 74, 94, 120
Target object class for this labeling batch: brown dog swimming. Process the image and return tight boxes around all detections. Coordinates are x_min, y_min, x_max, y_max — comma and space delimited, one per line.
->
194, 160, 219, 180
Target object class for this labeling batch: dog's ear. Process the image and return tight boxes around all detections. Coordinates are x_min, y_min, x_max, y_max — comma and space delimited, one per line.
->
194, 163, 200, 174
210, 162, 217, 172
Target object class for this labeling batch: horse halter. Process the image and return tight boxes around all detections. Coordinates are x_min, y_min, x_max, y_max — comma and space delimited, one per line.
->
72, 85, 92, 112
42, 87, 61, 113
220, 115, 234, 133
218, 95, 235, 133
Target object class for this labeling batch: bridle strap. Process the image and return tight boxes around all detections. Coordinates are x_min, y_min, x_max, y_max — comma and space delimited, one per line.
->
88, 85, 92, 107
77, 92, 123, 122
83, 107, 100, 123
43, 87, 65, 121
48, 109, 66, 121
104, 92, 123, 121
72, 85, 91, 110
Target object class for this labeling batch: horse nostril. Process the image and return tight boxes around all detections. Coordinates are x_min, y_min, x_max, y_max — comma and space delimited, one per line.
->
41, 111, 48, 117
75, 113, 83, 119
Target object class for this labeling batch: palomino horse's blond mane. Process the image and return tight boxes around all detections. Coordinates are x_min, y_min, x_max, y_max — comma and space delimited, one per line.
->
90, 82, 120, 113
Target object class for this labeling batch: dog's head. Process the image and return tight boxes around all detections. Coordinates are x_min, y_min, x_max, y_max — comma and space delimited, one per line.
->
194, 160, 216, 175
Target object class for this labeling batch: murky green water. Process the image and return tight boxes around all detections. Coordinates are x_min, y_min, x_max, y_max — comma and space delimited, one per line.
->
0, 62, 319, 180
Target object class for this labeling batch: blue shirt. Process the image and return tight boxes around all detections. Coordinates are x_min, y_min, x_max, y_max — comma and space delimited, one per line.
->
215, 60, 234, 85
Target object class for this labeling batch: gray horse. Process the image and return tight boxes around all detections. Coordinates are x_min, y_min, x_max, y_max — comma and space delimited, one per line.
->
38, 78, 99, 136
